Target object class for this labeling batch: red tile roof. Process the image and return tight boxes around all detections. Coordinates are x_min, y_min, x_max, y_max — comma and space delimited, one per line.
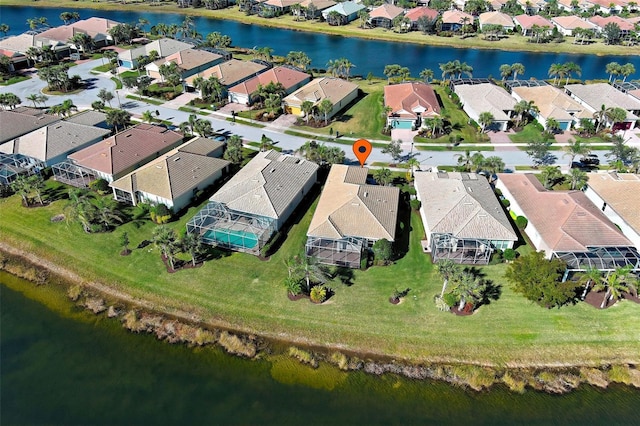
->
405, 7, 439, 22
513, 14, 553, 29
384, 82, 441, 120
68, 124, 183, 177
228, 66, 310, 95
497, 173, 631, 252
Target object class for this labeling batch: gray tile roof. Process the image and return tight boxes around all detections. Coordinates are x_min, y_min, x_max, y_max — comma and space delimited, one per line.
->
415, 171, 518, 241
110, 139, 230, 202
13, 121, 110, 162
454, 83, 517, 121
565, 83, 640, 118
65, 110, 108, 127
0, 107, 60, 144
177, 136, 225, 156
307, 165, 400, 241
210, 150, 318, 219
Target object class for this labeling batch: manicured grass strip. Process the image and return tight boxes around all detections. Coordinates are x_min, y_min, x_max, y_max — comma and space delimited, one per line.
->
92, 64, 112, 73
125, 95, 163, 106
178, 106, 210, 116
226, 118, 264, 128
0, 75, 30, 86
111, 77, 122, 90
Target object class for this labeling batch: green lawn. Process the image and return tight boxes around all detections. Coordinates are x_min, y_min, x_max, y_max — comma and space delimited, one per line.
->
509, 123, 554, 143
0, 75, 30, 86
1, 180, 639, 366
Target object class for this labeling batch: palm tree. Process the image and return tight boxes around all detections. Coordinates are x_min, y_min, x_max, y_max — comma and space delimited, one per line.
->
482, 156, 505, 182
65, 189, 95, 233
97, 88, 114, 108
373, 168, 393, 186
605, 107, 627, 129
606, 62, 621, 82
318, 99, 334, 125
407, 157, 420, 178
288, 255, 329, 293
563, 139, 591, 167
10, 174, 32, 206
568, 167, 588, 190
541, 165, 562, 189
91, 196, 123, 231
548, 63, 564, 86
620, 63, 636, 82
478, 111, 494, 133
593, 104, 607, 133
182, 232, 204, 267
223, 135, 244, 165
153, 226, 178, 270
578, 267, 602, 300
194, 119, 213, 137
455, 149, 476, 172
141, 110, 155, 124
564, 62, 582, 85
513, 100, 537, 128
259, 134, 274, 152
592, 265, 638, 308
301, 100, 314, 124
436, 259, 459, 297
419, 68, 434, 83
499, 64, 512, 81
511, 63, 525, 80
106, 109, 131, 133
26, 94, 40, 108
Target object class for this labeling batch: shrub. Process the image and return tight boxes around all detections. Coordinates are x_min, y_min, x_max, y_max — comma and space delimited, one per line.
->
410, 199, 422, 210
494, 188, 503, 197
372, 238, 393, 264
310, 285, 327, 303
89, 178, 109, 194
503, 248, 516, 262
401, 184, 417, 195
151, 203, 172, 224
501, 198, 511, 208
515, 215, 528, 230
489, 249, 503, 265
434, 295, 450, 311
442, 292, 457, 307
284, 276, 302, 296
509, 210, 517, 220
288, 346, 318, 368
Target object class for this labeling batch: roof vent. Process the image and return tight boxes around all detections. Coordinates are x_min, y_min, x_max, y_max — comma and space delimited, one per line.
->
173, 157, 180, 161
364, 191, 368, 198
126, 134, 132, 138
270, 168, 276, 173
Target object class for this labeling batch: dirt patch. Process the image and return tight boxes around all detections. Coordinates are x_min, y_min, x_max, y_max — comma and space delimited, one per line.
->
584, 290, 617, 309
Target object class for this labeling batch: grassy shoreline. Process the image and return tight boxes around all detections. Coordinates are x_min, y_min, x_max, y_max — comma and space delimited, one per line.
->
1, 182, 640, 369
2, 0, 638, 56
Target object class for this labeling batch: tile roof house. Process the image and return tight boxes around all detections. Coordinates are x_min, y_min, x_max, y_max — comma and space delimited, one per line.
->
118, 38, 194, 69
513, 14, 553, 36
584, 173, 640, 250
0, 33, 68, 57
369, 4, 405, 29
57, 124, 184, 185
0, 48, 28, 71
405, 7, 439, 31
478, 11, 516, 31
283, 77, 359, 119
184, 59, 269, 93
145, 48, 227, 81
384, 82, 440, 130
564, 83, 640, 130
551, 16, 597, 36
584, 0, 627, 14
0, 120, 110, 167
306, 164, 400, 268
261, 0, 301, 14
496, 173, 639, 273
300, 0, 337, 18
588, 15, 635, 34
110, 137, 230, 212
64, 110, 109, 128
187, 150, 318, 255
441, 10, 474, 32
0, 107, 60, 145
510, 84, 591, 131
321, 1, 366, 24
453, 82, 516, 131
227, 65, 311, 105
415, 171, 518, 264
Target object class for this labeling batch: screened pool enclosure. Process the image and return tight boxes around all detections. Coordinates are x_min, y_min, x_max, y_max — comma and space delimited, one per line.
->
305, 236, 366, 269
429, 233, 493, 265
186, 200, 277, 254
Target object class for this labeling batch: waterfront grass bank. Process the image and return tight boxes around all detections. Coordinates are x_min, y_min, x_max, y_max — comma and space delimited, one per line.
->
1, 0, 638, 56
1, 182, 640, 369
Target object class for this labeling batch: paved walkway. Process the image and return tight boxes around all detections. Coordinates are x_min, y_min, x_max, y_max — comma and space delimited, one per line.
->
487, 130, 520, 151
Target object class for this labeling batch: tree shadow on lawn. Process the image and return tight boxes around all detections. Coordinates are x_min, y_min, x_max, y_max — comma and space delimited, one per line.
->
333, 267, 355, 286
392, 195, 413, 261
42, 185, 70, 202
467, 266, 502, 307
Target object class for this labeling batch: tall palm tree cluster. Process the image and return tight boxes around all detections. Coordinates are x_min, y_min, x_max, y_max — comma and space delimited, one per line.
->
283, 255, 330, 302
579, 266, 638, 309
435, 260, 491, 312
439, 60, 473, 80
547, 62, 582, 86
153, 226, 205, 270
605, 62, 636, 83
65, 189, 124, 233
455, 150, 505, 179
0, 93, 21, 110
38, 64, 77, 93
326, 58, 355, 80
9, 174, 45, 207
298, 140, 345, 167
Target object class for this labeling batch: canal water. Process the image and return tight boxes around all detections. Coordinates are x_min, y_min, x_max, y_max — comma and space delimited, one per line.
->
2, 5, 638, 81
2, 271, 639, 425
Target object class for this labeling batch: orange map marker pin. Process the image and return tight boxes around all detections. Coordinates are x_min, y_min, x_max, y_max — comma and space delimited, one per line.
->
352, 139, 372, 167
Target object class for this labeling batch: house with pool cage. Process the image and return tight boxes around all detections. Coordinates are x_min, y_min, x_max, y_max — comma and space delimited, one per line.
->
414, 171, 518, 265
496, 173, 640, 278
186, 150, 318, 255
305, 165, 400, 269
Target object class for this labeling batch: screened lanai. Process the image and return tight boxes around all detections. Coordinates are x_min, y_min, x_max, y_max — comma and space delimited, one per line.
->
0, 153, 44, 185
52, 160, 95, 188
554, 246, 640, 274
430, 233, 492, 265
305, 236, 365, 269
186, 200, 277, 255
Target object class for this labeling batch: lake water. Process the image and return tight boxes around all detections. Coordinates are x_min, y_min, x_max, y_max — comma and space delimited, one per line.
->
2, 271, 640, 425
2, 5, 639, 81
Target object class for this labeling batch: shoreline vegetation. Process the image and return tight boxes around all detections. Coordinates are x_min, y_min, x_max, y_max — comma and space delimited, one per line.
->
2, 245, 640, 394
1, 0, 639, 56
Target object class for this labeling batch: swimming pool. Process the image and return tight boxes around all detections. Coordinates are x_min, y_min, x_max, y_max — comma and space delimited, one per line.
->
204, 228, 258, 249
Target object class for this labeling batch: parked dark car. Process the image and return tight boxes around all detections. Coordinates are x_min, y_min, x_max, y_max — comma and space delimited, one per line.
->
580, 154, 600, 166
